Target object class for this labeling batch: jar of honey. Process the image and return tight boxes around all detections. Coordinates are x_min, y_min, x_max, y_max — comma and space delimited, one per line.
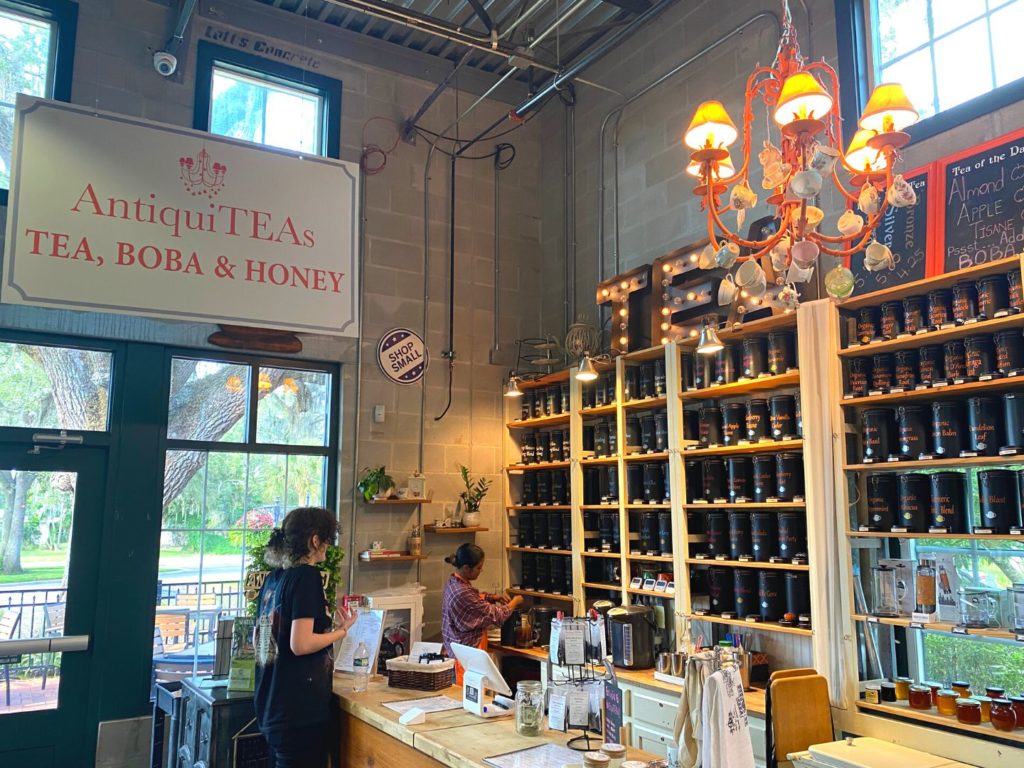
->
951, 680, 972, 698
864, 683, 881, 704
971, 695, 992, 722
1010, 696, 1024, 729
955, 698, 982, 725
908, 685, 932, 710
880, 681, 897, 702
894, 676, 913, 700
936, 689, 959, 716
991, 699, 1017, 732
924, 681, 942, 706
985, 686, 1005, 699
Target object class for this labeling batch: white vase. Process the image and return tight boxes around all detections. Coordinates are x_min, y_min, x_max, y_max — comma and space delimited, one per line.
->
462, 509, 480, 528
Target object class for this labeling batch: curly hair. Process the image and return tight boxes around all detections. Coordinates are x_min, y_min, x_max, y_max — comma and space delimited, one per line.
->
264, 506, 338, 568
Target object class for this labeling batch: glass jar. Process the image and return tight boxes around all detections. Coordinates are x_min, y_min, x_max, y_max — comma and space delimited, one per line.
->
955, 698, 981, 725
908, 685, 932, 710
864, 683, 881, 704
924, 681, 942, 706
915, 559, 936, 614
936, 689, 959, 716
972, 695, 992, 722
951, 680, 972, 698
991, 699, 1017, 732
880, 681, 897, 702
1010, 696, 1024, 729
1011, 583, 1024, 632
871, 565, 901, 617
894, 676, 913, 701
986, 686, 1006, 699
515, 680, 544, 736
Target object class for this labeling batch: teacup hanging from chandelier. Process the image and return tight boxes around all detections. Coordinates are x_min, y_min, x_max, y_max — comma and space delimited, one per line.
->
684, 0, 919, 303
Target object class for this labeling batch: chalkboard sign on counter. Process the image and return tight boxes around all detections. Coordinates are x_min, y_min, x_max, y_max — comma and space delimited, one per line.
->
939, 126, 1024, 273
851, 166, 931, 293
604, 682, 623, 745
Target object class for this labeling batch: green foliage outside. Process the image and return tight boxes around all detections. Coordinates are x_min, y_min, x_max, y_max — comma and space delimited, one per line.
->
923, 633, 1024, 694
0, 14, 50, 187
244, 540, 344, 617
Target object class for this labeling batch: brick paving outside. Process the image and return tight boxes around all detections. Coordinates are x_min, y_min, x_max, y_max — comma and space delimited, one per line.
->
0, 675, 60, 713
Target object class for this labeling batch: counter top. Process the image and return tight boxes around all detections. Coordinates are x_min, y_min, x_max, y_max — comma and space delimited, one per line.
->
492, 644, 767, 715
333, 673, 655, 768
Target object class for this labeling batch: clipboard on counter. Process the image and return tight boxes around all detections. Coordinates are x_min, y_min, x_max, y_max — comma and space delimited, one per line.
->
334, 608, 385, 673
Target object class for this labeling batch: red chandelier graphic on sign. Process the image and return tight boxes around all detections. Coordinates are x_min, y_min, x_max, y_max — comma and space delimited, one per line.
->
179, 147, 227, 198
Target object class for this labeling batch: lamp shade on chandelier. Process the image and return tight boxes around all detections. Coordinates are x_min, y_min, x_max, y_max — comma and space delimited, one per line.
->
684, 0, 920, 304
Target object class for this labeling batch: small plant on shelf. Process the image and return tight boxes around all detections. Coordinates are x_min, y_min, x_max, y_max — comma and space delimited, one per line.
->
358, 465, 395, 501
458, 464, 492, 527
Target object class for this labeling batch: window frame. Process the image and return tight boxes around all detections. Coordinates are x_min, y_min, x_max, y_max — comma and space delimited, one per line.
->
0, 0, 77, 206
193, 41, 341, 159
835, 0, 1024, 145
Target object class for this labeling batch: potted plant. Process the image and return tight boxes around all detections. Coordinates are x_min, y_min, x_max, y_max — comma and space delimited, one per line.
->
457, 464, 491, 528
358, 466, 395, 501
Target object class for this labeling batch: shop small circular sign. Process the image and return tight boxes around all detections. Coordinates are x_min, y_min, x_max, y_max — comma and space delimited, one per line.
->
378, 328, 428, 385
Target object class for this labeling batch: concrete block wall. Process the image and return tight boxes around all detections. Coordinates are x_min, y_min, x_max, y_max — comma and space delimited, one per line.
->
0, 0, 545, 664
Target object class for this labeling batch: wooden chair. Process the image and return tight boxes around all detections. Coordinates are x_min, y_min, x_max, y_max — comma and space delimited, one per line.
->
174, 593, 219, 610
154, 611, 190, 653
767, 669, 834, 768
1, 609, 23, 707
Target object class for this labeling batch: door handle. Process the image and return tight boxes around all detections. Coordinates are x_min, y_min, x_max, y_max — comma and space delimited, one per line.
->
0, 634, 90, 655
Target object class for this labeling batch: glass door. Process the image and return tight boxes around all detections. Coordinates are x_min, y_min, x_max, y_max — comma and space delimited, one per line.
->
0, 446, 106, 767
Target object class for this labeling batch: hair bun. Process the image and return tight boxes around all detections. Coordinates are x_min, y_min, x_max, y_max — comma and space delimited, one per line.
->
444, 554, 456, 566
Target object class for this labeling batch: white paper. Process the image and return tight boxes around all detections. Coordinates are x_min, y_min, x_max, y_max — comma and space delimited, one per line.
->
483, 743, 581, 768
568, 690, 589, 728
334, 608, 385, 672
561, 623, 586, 665
548, 619, 562, 664
408, 641, 444, 662
382, 695, 463, 715
548, 692, 566, 732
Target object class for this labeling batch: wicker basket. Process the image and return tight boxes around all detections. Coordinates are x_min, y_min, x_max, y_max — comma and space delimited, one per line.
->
385, 655, 456, 691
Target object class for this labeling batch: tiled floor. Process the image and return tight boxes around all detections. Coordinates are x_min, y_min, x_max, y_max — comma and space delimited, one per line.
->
0, 676, 59, 713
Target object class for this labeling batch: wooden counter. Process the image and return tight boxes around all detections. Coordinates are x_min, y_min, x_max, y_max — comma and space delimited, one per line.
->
492, 644, 767, 715
332, 673, 655, 768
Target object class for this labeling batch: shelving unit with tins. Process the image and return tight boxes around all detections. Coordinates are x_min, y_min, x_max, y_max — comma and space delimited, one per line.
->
832, 253, 1024, 751
677, 314, 819, 658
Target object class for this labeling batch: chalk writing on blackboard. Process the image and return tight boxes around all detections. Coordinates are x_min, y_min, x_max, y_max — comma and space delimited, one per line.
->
852, 168, 929, 292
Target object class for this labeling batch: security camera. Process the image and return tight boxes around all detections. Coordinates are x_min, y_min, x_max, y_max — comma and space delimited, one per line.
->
153, 50, 178, 77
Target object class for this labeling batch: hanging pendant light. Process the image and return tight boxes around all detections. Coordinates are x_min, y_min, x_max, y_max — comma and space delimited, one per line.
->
576, 354, 599, 382
504, 373, 523, 397
697, 317, 724, 356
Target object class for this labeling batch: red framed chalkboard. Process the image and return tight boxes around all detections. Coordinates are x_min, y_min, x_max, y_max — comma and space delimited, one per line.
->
934, 125, 1024, 275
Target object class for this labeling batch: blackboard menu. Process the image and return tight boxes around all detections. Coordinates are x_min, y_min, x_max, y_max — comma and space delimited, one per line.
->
851, 167, 930, 293
940, 128, 1024, 273
604, 682, 623, 745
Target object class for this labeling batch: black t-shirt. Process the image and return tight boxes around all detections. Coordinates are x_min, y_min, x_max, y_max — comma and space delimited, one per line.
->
253, 565, 333, 734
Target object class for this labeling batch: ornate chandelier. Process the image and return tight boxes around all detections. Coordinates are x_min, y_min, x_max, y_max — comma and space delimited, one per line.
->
685, 0, 920, 307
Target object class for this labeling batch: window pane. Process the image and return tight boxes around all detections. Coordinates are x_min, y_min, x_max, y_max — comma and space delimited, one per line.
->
934, 20, 993, 111
256, 367, 331, 447
931, 0, 986, 36
230, 453, 286, 548
0, 9, 53, 188
991, 1, 1024, 86
882, 48, 937, 119
922, 633, 1024, 694
167, 358, 249, 442
286, 455, 328, 509
873, 0, 929, 64
162, 450, 208, 530
0, 342, 112, 431
209, 67, 321, 154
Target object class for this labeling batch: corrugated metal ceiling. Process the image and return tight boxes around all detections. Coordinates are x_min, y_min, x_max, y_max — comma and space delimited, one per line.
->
250, 0, 648, 80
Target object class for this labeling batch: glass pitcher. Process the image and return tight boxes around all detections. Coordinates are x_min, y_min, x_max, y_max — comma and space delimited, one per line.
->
871, 564, 902, 617
1009, 583, 1024, 632
958, 587, 1001, 628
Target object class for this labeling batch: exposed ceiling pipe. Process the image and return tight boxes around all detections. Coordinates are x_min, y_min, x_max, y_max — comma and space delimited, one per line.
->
165, 0, 198, 52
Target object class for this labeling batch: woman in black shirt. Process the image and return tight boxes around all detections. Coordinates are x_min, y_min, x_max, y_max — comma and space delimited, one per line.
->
254, 506, 356, 767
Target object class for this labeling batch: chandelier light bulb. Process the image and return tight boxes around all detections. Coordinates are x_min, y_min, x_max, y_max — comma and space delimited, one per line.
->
845, 128, 887, 172
686, 153, 736, 179
620, 281, 629, 290
684, 100, 738, 150
773, 72, 834, 125
859, 83, 919, 133
619, 308, 628, 317
619, 336, 629, 345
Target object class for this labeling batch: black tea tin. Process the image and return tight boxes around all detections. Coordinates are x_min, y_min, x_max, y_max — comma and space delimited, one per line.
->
930, 472, 967, 533
897, 473, 930, 531
746, 398, 770, 441
866, 473, 897, 530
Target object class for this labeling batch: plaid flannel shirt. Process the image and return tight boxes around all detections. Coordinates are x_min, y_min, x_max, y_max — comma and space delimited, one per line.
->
441, 573, 513, 655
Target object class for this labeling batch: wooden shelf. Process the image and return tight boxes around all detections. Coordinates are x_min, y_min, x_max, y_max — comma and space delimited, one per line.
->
508, 588, 574, 602
622, 396, 668, 410
845, 455, 1024, 472
682, 371, 801, 401
851, 613, 1020, 640
506, 461, 571, 471
505, 413, 570, 429
424, 525, 488, 534
581, 550, 622, 559
624, 345, 670, 362
359, 554, 427, 562
507, 546, 573, 556
839, 312, 1024, 358
579, 404, 618, 417
580, 456, 618, 466
683, 502, 805, 510
679, 313, 797, 348
684, 438, 803, 458
366, 497, 432, 505
507, 504, 572, 511
627, 553, 675, 563
855, 699, 1024, 745
840, 254, 1021, 310
627, 587, 676, 598
839, 375, 1024, 407
846, 530, 1024, 542
625, 503, 672, 509
684, 613, 812, 636
686, 558, 809, 571
624, 451, 670, 462
583, 582, 623, 591
580, 504, 620, 510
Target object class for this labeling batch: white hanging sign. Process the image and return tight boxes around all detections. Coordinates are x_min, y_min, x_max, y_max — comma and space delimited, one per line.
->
377, 327, 429, 384
2, 96, 360, 336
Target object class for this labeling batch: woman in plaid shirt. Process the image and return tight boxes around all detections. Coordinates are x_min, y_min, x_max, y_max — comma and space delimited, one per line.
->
441, 544, 524, 683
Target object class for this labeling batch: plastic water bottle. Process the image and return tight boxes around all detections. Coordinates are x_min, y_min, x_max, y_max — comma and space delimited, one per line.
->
353, 641, 370, 692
